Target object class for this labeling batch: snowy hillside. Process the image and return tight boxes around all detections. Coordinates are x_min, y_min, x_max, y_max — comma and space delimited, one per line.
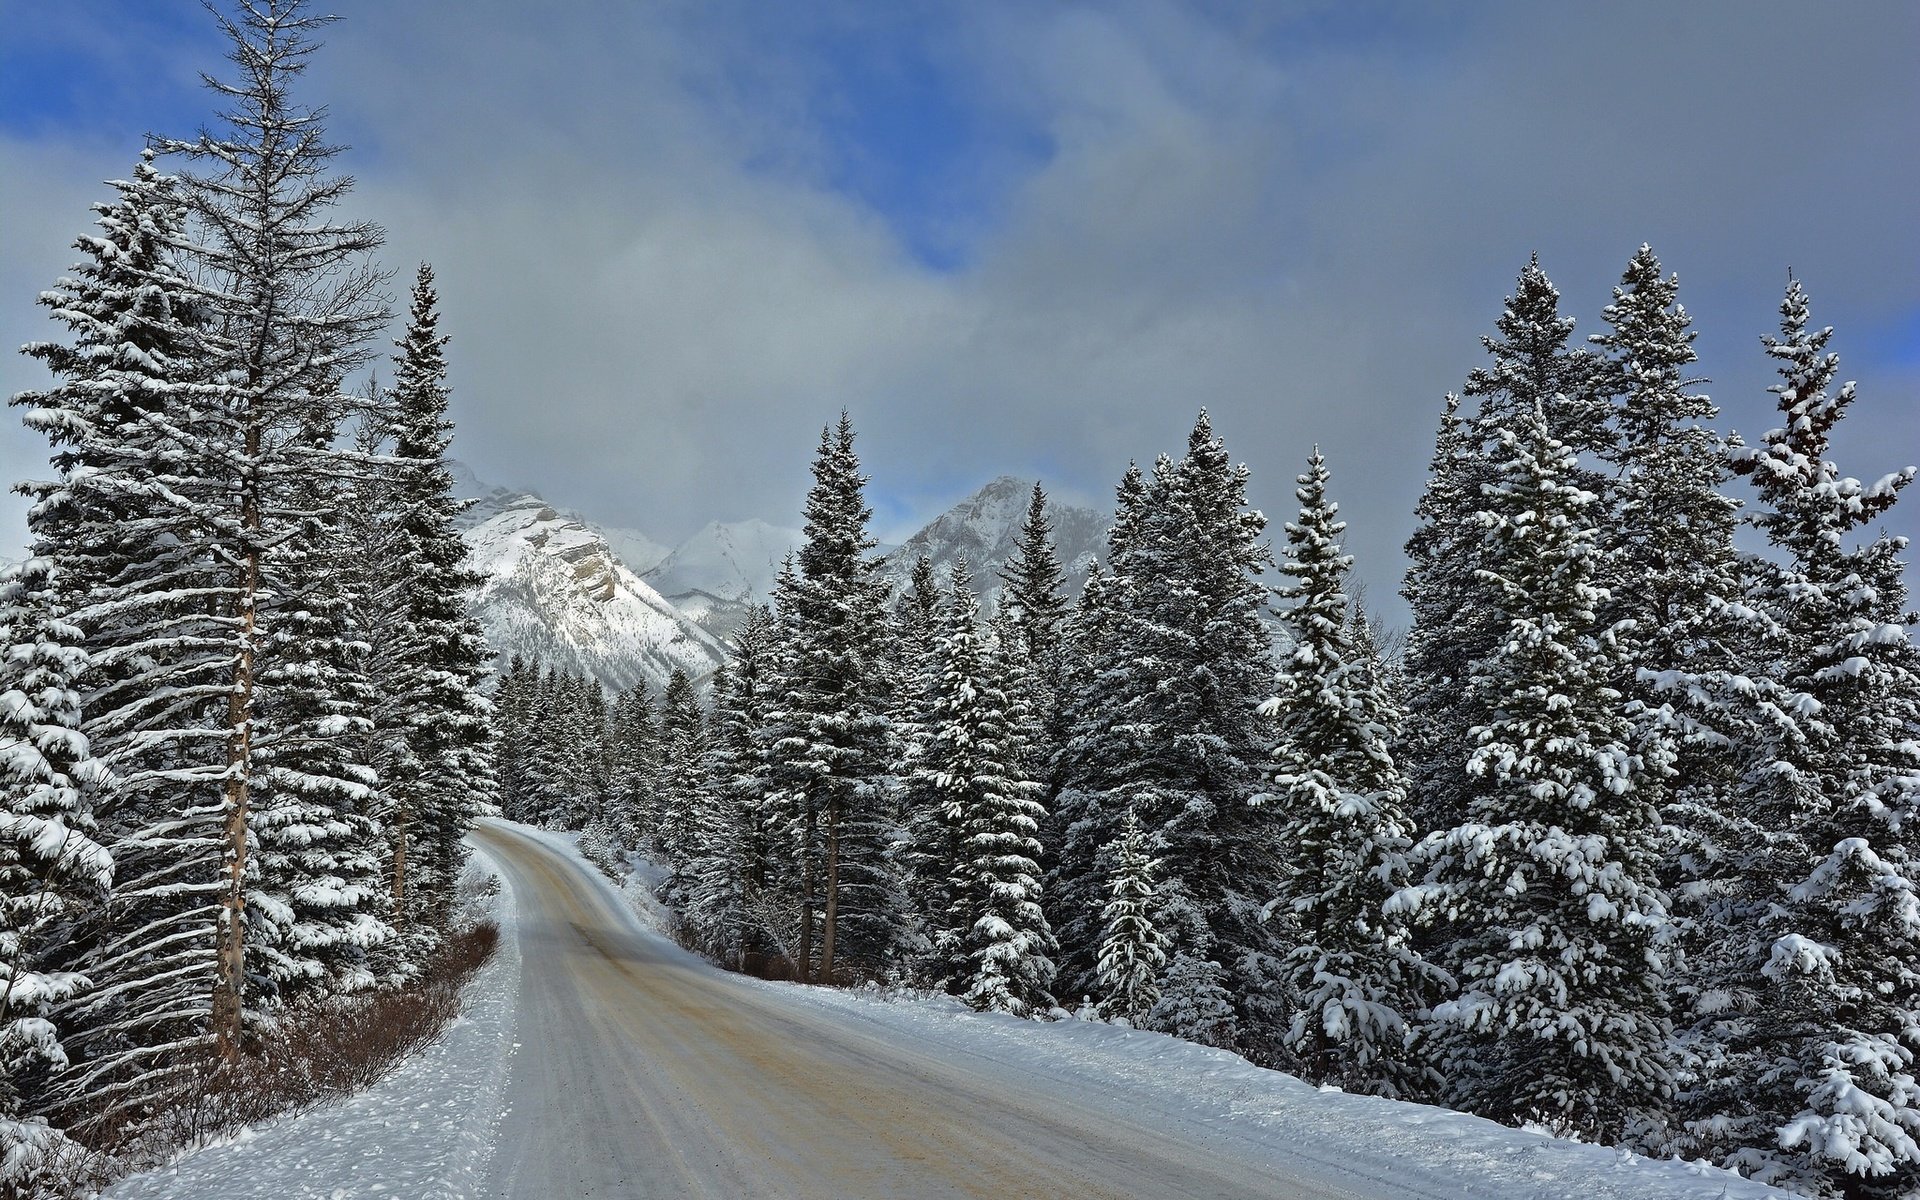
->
641, 518, 805, 643
458, 486, 725, 692
877, 475, 1108, 608
643, 518, 804, 602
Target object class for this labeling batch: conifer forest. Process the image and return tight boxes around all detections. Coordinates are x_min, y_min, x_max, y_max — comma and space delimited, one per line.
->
3, 2, 1916, 1198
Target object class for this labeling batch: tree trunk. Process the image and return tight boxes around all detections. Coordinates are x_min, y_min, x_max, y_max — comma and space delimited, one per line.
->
820, 813, 840, 985
391, 815, 409, 917
213, 471, 261, 1061
795, 789, 816, 984
796, 894, 814, 985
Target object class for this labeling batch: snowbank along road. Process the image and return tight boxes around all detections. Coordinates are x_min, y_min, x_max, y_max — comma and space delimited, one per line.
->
475, 819, 1374, 1200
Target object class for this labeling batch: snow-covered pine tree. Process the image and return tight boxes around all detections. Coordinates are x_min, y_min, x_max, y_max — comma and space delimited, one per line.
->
1095, 806, 1168, 1026
1402, 260, 1600, 835
1048, 466, 1151, 1003
1154, 414, 1285, 1053
246, 429, 391, 1002
1051, 415, 1283, 1055
1580, 247, 1759, 1138
1264, 450, 1441, 1100
10, 147, 236, 1121
606, 682, 659, 846
10, 150, 228, 1126
491, 656, 536, 821
1000, 482, 1069, 665
151, 0, 390, 1055
889, 553, 948, 967
1690, 279, 1920, 1197
517, 670, 576, 829
921, 559, 1056, 1015
0, 557, 113, 1178
758, 417, 903, 982
1395, 397, 1675, 1143
1588, 246, 1742, 691
654, 668, 707, 869
365, 264, 494, 936
682, 606, 777, 967
1398, 393, 1481, 834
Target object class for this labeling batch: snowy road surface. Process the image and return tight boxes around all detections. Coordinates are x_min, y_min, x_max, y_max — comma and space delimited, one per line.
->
476, 820, 1344, 1200
474, 820, 1789, 1200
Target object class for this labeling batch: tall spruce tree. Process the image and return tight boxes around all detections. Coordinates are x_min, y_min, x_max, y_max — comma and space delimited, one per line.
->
1398, 393, 1479, 833
921, 560, 1056, 1015
1402, 260, 1605, 836
1001, 483, 1069, 664
759, 416, 902, 981
155, 0, 390, 1054
364, 264, 494, 935
654, 668, 707, 869
12, 150, 235, 1124
1398, 399, 1674, 1142
1048, 466, 1155, 1004
1265, 451, 1440, 1100
1692, 280, 1920, 1197
683, 607, 777, 967
1051, 416, 1282, 1054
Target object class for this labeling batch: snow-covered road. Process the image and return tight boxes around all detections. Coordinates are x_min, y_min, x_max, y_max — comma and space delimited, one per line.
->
474, 820, 1788, 1200
476, 820, 1346, 1200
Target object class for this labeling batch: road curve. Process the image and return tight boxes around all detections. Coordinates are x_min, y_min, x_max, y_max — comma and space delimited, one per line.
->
473, 820, 1394, 1200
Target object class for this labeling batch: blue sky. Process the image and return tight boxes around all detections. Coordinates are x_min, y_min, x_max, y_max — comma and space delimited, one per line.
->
2, 0, 1915, 616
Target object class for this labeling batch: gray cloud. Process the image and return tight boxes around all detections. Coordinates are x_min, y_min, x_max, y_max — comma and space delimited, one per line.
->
2, 0, 1913, 625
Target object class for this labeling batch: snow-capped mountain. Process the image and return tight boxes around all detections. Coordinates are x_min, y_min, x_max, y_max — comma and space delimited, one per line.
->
643, 518, 804, 603
876, 475, 1108, 608
640, 518, 805, 644
458, 485, 726, 693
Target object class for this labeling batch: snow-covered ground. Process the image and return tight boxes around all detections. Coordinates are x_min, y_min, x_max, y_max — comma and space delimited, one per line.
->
105, 850, 523, 1200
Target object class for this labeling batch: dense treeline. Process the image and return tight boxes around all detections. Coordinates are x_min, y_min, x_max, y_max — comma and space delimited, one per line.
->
513, 255, 1919, 1198
0, 3, 492, 1190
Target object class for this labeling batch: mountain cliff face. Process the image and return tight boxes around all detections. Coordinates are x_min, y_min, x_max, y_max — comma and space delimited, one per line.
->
458, 485, 726, 692
876, 476, 1108, 608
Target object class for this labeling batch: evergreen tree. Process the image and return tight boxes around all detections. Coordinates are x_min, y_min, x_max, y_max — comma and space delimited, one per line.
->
155, 0, 391, 1054
365, 264, 494, 936
1691, 280, 1920, 1196
1051, 416, 1283, 1055
518, 670, 576, 829
491, 656, 536, 821
1265, 450, 1440, 1099
1402, 260, 1598, 834
1398, 393, 1481, 833
759, 416, 903, 981
1398, 399, 1674, 1142
606, 682, 659, 846
893, 553, 948, 963
1095, 807, 1168, 1026
12, 150, 232, 1124
0, 558, 112, 1176
1048, 466, 1154, 1003
1000, 482, 1068, 664
1588, 246, 1742, 685
922, 560, 1056, 1015
654, 668, 707, 868
683, 607, 776, 967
